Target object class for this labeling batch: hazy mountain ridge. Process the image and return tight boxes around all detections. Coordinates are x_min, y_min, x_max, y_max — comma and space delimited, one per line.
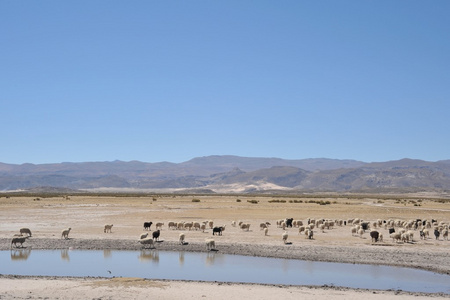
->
0, 156, 449, 192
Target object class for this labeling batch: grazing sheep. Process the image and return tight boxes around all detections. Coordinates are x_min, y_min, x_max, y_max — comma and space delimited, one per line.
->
152, 229, 161, 241
421, 229, 430, 239
104, 224, 113, 233
358, 228, 364, 238
298, 226, 305, 234
370, 230, 380, 242
231, 221, 236, 227
305, 229, 313, 239
319, 224, 325, 233
139, 232, 149, 240
11, 236, 28, 248
443, 229, 448, 241
179, 232, 186, 245
200, 224, 206, 232
282, 231, 288, 244
390, 232, 402, 243
240, 223, 250, 231
276, 219, 284, 228
155, 222, 164, 230
193, 222, 201, 231
212, 226, 225, 236
434, 229, 440, 240
61, 228, 71, 239
143, 222, 153, 231
379, 233, 383, 242
177, 222, 185, 230
293, 220, 303, 227
168, 221, 177, 229
361, 222, 370, 231
285, 218, 294, 228
208, 220, 214, 229
184, 222, 193, 231
401, 233, 410, 243
139, 237, 155, 249
205, 238, 215, 250
19, 228, 32, 237
406, 230, 414, 242
264, 227, 268, 236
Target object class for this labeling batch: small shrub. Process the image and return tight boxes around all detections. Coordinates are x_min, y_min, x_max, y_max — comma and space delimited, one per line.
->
236, 199, 241, 202
192, 199, 200, 203
247, 200, 259, 204
268, 199, 286, 203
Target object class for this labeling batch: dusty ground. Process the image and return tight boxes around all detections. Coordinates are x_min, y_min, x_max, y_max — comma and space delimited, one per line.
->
0, 193, 449, 299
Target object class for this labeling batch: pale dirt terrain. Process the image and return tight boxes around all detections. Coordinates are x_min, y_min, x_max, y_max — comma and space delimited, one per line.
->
0, 194, 449, 299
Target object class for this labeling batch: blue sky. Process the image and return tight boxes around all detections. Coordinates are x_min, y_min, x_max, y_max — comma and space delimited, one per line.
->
1, 1, 449, 164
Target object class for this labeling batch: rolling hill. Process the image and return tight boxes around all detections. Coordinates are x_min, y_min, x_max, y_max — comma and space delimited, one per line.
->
1, 156, 449, 193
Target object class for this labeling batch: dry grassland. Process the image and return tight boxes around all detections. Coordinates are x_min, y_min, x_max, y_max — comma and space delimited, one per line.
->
1, 194, 449, 250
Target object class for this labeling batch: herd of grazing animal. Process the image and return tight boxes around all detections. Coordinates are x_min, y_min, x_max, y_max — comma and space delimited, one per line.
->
9, 216, 449, 250
349, 218, 449, 244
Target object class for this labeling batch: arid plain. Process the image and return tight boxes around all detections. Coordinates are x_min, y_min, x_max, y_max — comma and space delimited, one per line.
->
0, 193, 449, 299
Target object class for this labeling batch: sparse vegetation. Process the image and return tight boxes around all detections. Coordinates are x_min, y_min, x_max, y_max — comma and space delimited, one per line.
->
247, 199, 259, 204
269, 199, 286, 203
192, 198, 200, 202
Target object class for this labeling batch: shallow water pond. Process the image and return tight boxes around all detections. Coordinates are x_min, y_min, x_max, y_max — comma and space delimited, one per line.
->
2, 249, 449, 294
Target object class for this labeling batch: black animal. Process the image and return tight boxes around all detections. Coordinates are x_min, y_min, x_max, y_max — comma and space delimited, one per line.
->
285, 218, 294, 228
434, 229, 440, 240
370, 230, 380, 243
419, 230, 425, 239
144, 222, 153, 231
152, 229, 160, 241
361, 222, 370, 231
212, 226, 224, 236
388, 228, 395, 234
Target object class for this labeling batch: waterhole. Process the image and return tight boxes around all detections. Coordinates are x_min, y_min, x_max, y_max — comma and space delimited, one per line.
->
2, 249, 449, 294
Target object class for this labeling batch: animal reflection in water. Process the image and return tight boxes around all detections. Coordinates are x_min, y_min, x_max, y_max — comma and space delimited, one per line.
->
10, 248, 31, 261
205, 252, 225, 266
138, 250, 159, 264
179, 252, 185, 266
205, 252, 216, 266
103, 249, 112, 258
61, 249, 70, 262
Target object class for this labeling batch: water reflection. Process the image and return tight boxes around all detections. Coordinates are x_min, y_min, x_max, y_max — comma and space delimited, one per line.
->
10, 249, 31, 261
179, 251, 185, 266
61, 249, 70, 262
138, 250, 159, 264
103, 249, 112, 258
205, 251, 216, 266
1, 250, 449, 294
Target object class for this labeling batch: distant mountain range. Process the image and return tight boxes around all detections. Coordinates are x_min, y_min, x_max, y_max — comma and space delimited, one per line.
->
1, 155, 450, 193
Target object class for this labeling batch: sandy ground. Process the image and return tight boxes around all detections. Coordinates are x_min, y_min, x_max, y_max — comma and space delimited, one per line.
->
0, 194, 449, 299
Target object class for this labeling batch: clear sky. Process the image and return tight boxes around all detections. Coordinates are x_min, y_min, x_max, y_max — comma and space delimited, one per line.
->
1, 1, 449, 164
